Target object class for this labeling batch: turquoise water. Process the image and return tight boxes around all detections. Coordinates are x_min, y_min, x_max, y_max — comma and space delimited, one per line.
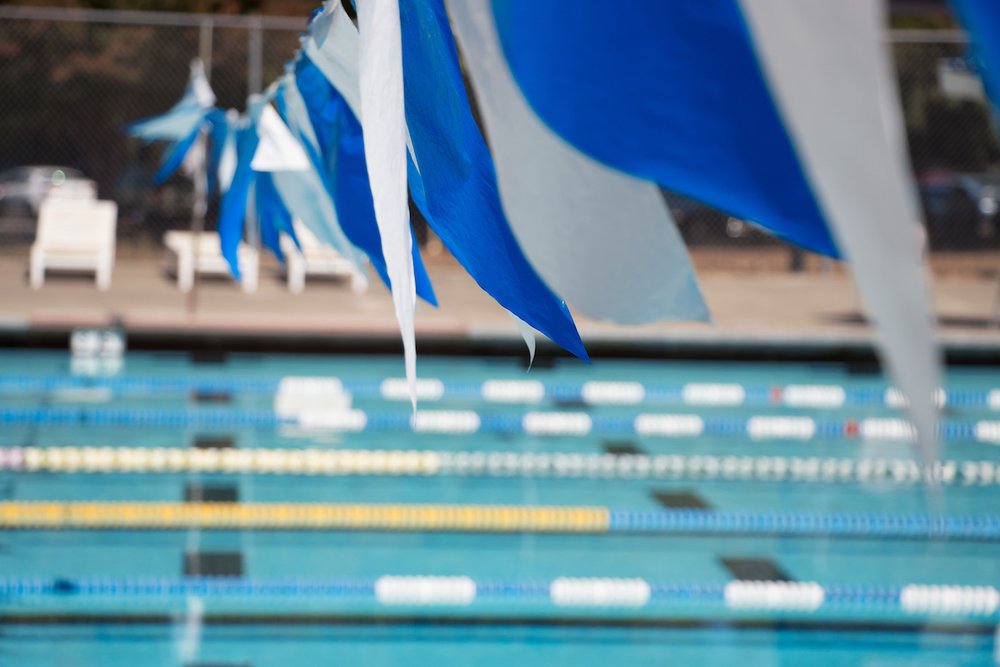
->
2, 350, 1000, 665
4, 626, 994, 667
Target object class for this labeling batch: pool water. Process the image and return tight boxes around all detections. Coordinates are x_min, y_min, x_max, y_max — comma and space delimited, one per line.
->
1, 349, 1000, 666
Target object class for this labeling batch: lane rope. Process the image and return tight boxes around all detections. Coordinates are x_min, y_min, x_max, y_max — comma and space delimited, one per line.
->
0, 406, 994, 444
0, 576, 996, 617
0, 502, 611, 533
4, 447, 1000, 486
1, 501, 998, 539
0, 374, 991, 410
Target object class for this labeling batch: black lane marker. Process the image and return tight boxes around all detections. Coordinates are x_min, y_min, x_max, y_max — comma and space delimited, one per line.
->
604, 441, 645, 456
191, 391, 232, 405
184, 552, 244, 577
720, 557, 792, 582
190, 351, 228, 365
184, 484, 239, 504
193, 436, 235, 450
651, 491, 712, 510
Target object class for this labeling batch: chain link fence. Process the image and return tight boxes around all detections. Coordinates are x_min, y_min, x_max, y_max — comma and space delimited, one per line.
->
0, 7, 302, 258
0, 8, 998, 268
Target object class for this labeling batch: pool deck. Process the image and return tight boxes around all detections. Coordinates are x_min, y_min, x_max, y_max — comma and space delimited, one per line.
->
2, 250, 1000, 355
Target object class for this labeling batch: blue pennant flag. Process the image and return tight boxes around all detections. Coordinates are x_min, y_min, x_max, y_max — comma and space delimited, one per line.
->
490, 0, 839, 257
128, 59, 221, 189
398, 0, 587, 360
293, 55, 437, 305
217, 120, 260, 279
952, 0, 1000, 111
255, 171, 296, 262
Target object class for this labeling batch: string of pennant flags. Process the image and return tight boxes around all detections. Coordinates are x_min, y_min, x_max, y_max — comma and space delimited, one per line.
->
127, 0, 1000, 463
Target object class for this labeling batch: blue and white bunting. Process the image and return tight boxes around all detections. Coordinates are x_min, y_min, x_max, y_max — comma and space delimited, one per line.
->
490, 0, 839, 257
446, 1, 709, 325
127, 59, 215, 143
127, 59, 223, 188
487, 0, 938, 459
129, 0, 944, 449
258, 97, 363, 267
290, 52, 437, 303
396, 0, 587, 361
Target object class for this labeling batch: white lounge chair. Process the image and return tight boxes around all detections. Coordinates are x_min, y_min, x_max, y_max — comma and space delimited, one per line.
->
30, 198, 117, 291
163, 230, 258, 293
281, 220, 367, 294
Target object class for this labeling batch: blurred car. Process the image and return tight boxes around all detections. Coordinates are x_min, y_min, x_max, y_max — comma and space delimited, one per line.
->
113, 166, 194, 234
662, 191, 774, 246
0, 166, 97, 218
918, 172, 1000, 249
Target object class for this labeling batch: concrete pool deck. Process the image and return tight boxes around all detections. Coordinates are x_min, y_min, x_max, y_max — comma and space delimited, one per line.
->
1, 250, 999, 355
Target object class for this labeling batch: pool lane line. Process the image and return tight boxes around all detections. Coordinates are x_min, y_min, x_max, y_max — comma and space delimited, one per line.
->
0, 613, 995, 636
1, 501, 999, 540
0, 577, 997, 619
0, 374, 990, 410
0, 502, 610, 533
5, 446, 1000, 486
1, 406, 998, 444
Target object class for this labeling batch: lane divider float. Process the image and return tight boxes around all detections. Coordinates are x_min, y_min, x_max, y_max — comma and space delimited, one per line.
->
723, 581, 825, 611
1, 502, 999, 540
3, 447, 997, 486
0, 576, 997, 617
2, 374, 997, 410
0, 407, 995, 444
0, 502, 610, 533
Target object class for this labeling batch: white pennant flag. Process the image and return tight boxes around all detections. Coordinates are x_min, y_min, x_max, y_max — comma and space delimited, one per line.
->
251, 104, 310, 173
357, 0, 418, 409
740, 0, 940, 461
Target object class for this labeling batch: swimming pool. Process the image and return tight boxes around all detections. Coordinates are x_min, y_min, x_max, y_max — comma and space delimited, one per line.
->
2, 348, 999, 665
